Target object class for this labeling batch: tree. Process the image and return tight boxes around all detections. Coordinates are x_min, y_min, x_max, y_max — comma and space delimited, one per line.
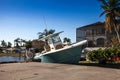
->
38, 29, 55, 39
7, 42, 12, 48
14, 38, 20, 47
20, 39, 26, 46
99, 0, 120, 45
1, 40, 7, 48
24, 40, 32, 50
63, 37, 71, 45
38, 29, 55, 44
21, 39, 26, 46
24, 40, 32, 62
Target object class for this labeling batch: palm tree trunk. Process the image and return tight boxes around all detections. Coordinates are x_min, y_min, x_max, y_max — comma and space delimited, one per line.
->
14, 41, 15, 47
114, 24, 120, 44
25, 49, 29, 62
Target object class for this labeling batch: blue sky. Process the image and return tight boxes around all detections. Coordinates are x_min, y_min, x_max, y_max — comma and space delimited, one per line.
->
0, 0, 104, 45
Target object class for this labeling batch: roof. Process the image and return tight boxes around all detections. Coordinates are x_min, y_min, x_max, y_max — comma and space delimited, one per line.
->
77, 22, 105, 30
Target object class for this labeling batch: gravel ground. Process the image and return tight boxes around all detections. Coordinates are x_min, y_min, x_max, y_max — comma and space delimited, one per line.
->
0, 62, 120, 80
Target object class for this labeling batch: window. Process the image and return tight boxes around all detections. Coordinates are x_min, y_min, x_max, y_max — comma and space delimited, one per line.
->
52, 36, 61, 44
96, 28, 105, 34
86, 30, 92, 36
97, 38, 105, 47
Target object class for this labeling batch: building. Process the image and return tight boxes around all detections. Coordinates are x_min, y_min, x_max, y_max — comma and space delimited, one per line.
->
76, 22, 106, 47
32, 39, 45, 51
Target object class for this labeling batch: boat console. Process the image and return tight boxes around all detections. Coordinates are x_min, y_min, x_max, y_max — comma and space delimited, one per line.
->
44, 31, 63, 51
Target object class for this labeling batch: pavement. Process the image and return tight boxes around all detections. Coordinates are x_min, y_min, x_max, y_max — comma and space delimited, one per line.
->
0, 62, 120, 80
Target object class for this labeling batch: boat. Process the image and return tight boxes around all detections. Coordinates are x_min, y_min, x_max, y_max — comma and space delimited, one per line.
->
34, 31, 87, 64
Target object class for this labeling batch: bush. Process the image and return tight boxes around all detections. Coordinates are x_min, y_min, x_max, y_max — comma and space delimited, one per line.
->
87, 47, 120, 64
87, 48, 105, 62
0, 48, 3, 53
117, 49, 120, 57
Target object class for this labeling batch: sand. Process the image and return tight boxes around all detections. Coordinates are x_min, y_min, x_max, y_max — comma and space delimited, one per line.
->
0, 62, 120, 80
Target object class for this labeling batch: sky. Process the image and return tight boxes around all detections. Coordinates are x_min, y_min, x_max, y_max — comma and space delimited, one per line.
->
0, 0, 104, 45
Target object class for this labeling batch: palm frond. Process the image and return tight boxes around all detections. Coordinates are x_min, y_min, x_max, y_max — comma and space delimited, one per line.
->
100, 10, 107, 17
109, 0, 120, 8
37, 29, 55, 39
37, 32, 42, 35
101, 5, 108, 10
38, 34, 44, 39
114, 11, 120, 16
114, 7, 120, 16
98, 0, 109, 7
116, 3, 120, 7
49, 29, 55, 34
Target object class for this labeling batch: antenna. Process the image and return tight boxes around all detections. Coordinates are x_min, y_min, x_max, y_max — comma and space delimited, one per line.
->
43, 16, 48, 30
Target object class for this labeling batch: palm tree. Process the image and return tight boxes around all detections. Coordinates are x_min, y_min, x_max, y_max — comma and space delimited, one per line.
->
20, 39, 26, 47
24, 40, 32, 50
21, 39, 26, 47
99, 0, 120, 44
24, 40, 32, 62
38, 29, 55, 44
63, 37, 71, 45
7, 42, 12, 48
38, 29, 55, 39
1, 40, 7, 48
14, 38, 20, 47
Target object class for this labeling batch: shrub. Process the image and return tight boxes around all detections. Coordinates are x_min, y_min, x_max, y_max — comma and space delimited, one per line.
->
117, 49, 120, 57
87, 47, 120, 63
0, 48, 3, 53
87, 48, 105, 62
87, 50, 96, 61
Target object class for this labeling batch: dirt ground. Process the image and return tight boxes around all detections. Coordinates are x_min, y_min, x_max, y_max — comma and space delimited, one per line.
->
0, 62, 120, 80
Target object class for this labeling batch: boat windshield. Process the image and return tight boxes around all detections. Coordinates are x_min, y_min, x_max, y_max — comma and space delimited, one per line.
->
52, 36, 61, 44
